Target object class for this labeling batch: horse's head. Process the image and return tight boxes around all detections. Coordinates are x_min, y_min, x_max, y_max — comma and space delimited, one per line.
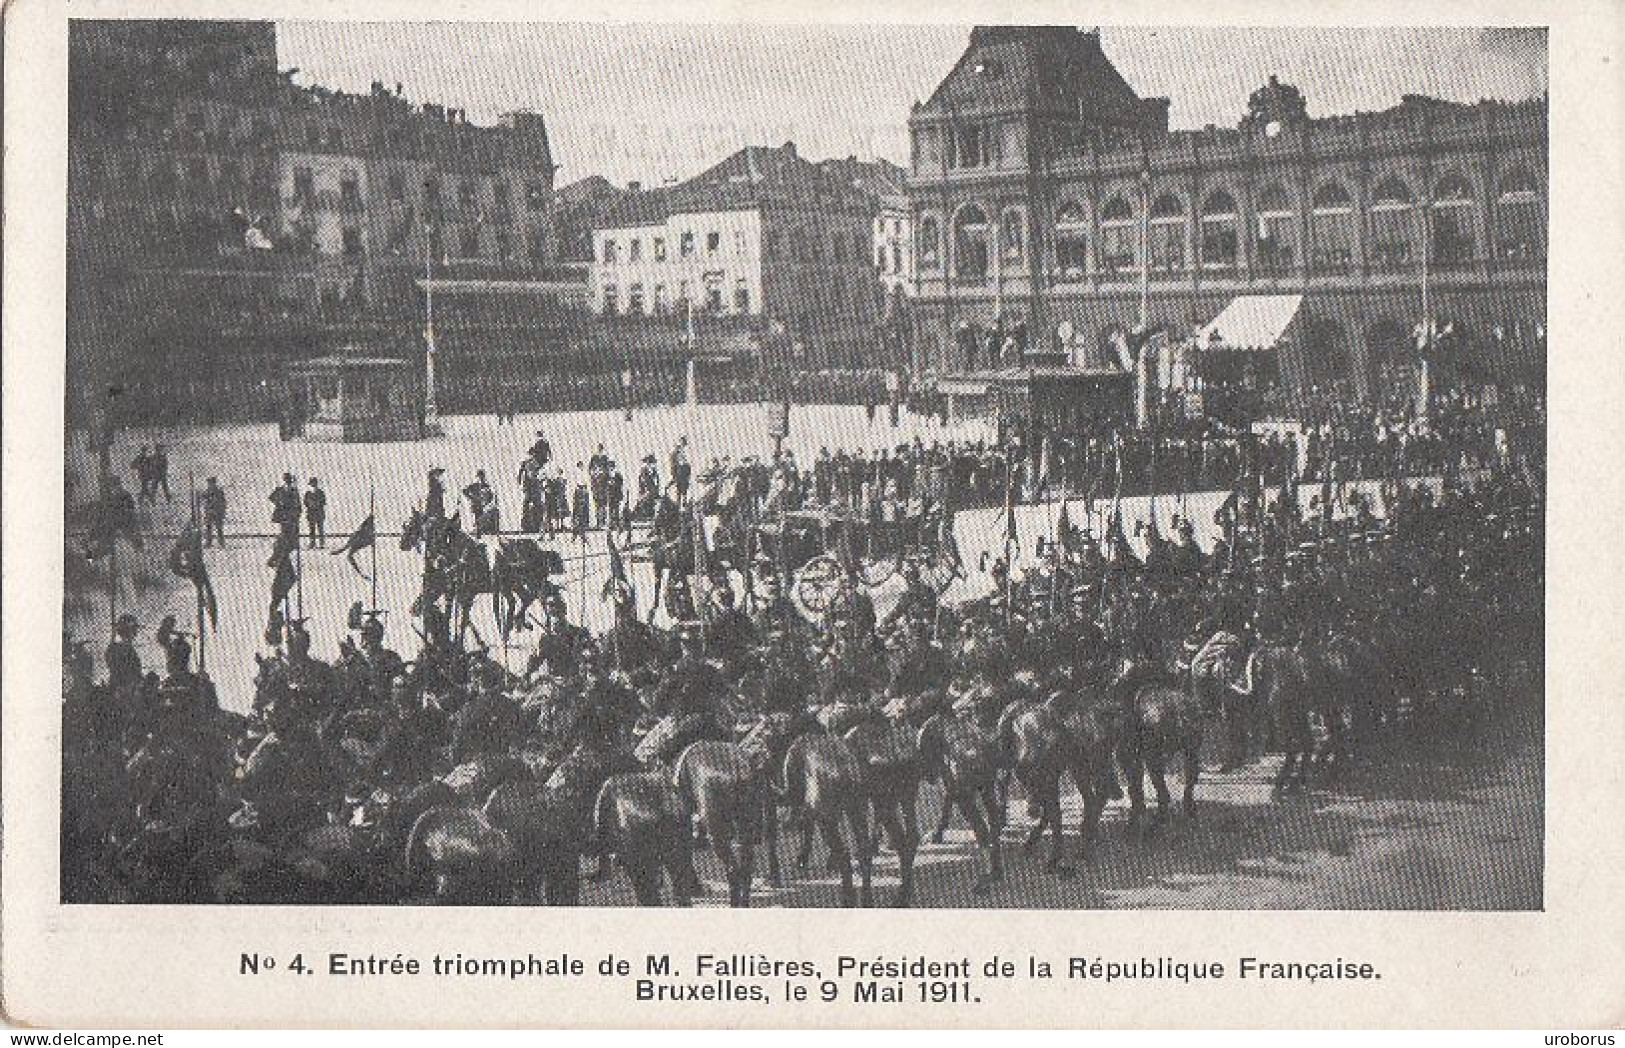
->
400, 510, 424, 551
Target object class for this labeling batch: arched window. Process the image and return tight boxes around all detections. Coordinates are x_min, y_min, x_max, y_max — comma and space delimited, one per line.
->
1370, 175, 1420, 270
1253, 183, 1296, 271
1310, 181, 1355, 272
1149, 192, 1186, 272
917, 215, 941, 270
1054, 201, 1088, 280
952, 204, 990, 282
1000, 206, 1026, 265
1495, 167, 1543, 262
1099, 194, 1137, 274
1200, 190, 1239, 269
1430, 174, 1477, 266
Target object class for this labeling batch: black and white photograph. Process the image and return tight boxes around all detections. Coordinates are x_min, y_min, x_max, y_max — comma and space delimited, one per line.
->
53, 17, 1552, 916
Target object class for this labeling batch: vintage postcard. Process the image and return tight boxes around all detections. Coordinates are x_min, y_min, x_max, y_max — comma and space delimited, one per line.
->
4, 0, 1622, 1030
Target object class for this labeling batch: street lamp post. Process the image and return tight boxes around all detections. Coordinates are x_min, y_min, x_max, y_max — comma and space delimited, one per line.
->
422, 229, 442, 436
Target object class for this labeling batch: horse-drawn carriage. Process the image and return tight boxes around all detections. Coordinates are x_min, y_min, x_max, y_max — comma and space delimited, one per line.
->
756, 505, 962, 617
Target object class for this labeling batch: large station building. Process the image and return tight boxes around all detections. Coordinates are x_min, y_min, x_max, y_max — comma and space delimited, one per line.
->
905, 26, 1547, 409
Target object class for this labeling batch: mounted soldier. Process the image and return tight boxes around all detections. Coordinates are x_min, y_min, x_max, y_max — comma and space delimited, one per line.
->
637, 623, 732, 766
106, 612, 145, 703
352, 613, 405, 707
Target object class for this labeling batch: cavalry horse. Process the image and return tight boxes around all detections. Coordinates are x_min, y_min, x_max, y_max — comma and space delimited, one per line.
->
401, 509, 561, 643
1108, 661, 1205, 834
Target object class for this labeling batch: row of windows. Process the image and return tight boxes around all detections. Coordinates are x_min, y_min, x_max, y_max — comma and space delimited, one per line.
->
920, 169, 1544, 279
599, 276, 879, 321
602, 281, 748, 316
600, 225, 878, 267
287, 167, 548, 214
603, 230, 730, 264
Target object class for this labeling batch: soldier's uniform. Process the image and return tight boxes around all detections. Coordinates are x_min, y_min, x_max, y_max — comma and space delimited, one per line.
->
269, 476, 301, 541
106, 614, 143, 697
425, 468, 447, 519
357, 622, 406, 705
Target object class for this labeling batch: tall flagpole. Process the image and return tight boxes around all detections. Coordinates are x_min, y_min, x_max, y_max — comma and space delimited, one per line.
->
423, 226, 442, 436
1417, 197, 1432, 419
190, 472, 206, 674
293, 494, 304, 623
369, 483, 379, 614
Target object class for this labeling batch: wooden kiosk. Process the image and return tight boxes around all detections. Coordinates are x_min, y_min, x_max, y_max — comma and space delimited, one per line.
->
937, 363, 1133, 438
283, 354, 424, 442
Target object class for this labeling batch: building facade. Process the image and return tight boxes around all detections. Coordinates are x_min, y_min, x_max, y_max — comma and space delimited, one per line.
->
67, 19, 566, 429
906, 26, 1548, 406
589, 143, 895, 370
272, 81, 558, 314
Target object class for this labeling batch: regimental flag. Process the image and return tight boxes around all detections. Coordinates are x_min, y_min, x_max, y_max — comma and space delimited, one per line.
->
333, 513, 376, 581
690, 505, 712, 629
1003, 453, 1019, 555
601, 529, 635, 606
169, 521, 218, 630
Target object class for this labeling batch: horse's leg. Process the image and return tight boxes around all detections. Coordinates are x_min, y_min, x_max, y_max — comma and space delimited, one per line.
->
546, 850, 581, 906
707, 818, 744, 908
978, 778, 1005, 884
882, 795, 917, 908
929, 779, 957, 844
666, 840, 701, 907
626, 854, 664, 906
1047, 771, 1071, 873
975, 776, 1001, 883
1119, 747, 1147, 836
1274, 738, 1296, 796
647, 566, 665, 624
1020, 769, 1048, 852
816, 811, 855, 907
1181, 742, 1200, 819
846, 803, 873, 907
763, 793, 783, 889
794, 812, 816, 872
735, 818, 756, 909
1147, 748, 1172, 826
1074, 762, 1106, 862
